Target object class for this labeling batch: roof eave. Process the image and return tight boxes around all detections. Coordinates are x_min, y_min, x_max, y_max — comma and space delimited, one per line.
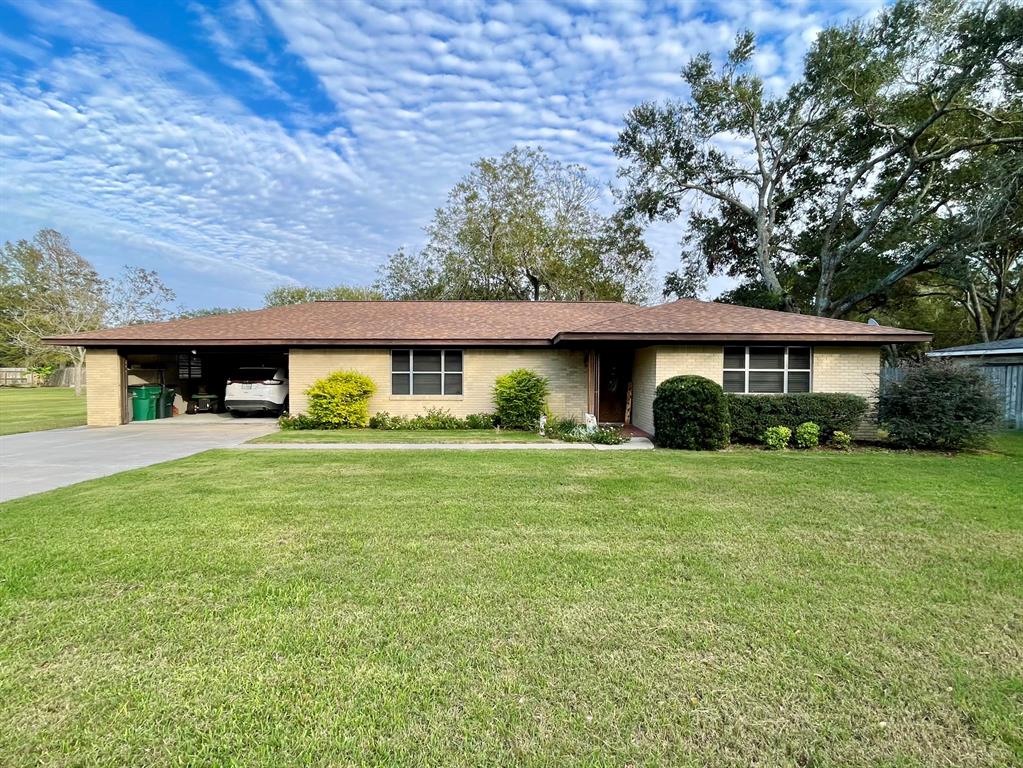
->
553, 331, 932, 344
927, 347, 1023, 357
43, 337, 556, 348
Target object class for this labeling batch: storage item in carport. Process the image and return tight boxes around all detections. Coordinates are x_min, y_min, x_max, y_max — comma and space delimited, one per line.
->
159, 387, 177, 418
190, 394, 219, 413
129, 385, 161, 422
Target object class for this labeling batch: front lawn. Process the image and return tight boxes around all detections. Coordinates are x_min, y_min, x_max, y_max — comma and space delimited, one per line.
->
253, 428, 551, 443
0, 386, 86, 435
1, 436, 1020, 766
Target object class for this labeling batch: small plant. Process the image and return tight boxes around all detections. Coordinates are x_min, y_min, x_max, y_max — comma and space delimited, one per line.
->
368, 411, 407, 430
464, 412, 496, 429
278, 413, 321, 430
542, 416, 627, 445
588, 426, 628, 445
494, 369, 549, 429
878, 359, 1000, 450
762, 425, 791, 450
830, 430, 853, 450
305, 370, 375, 428
793, 421, 821, 449
653, 375, 730, 450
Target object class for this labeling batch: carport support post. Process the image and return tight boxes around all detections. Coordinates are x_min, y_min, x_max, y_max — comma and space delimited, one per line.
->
85, 348, 128, 427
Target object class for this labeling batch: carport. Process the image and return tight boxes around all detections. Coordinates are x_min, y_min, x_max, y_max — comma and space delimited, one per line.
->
82, 345, 289, 426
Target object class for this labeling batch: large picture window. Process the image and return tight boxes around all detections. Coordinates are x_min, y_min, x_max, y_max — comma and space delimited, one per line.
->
391, 349, 463, 395
723, 346, 811, 394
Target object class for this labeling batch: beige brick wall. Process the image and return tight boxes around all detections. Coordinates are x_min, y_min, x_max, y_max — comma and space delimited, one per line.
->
86, 348, 126, 427
631, 346, 658, 434
630, 344, 882, 438
288, 347, 589, 419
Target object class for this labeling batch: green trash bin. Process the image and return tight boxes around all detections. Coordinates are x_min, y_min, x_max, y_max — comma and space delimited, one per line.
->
160, 387, 176, 418
129, 385, 160, 422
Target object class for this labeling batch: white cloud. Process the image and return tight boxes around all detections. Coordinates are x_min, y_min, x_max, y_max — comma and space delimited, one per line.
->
1, 0, 879, 307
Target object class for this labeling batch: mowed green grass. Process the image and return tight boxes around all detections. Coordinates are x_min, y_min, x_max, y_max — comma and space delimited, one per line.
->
254, 428, 551, 443
1, 436, 1020, 767
0, 386, 86, 435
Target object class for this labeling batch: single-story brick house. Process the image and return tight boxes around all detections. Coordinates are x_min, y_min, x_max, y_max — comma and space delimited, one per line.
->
49, 299, 930, 435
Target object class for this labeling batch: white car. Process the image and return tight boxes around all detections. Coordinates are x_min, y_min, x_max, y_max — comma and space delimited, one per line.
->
224, 366, 289, 416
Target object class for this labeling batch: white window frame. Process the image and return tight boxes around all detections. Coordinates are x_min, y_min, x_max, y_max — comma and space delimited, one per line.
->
723, 346, 813, 394
391, 349, 463, 396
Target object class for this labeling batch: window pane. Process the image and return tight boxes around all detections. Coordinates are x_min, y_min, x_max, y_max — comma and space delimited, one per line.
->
749, 370, 784, 393
723, 346, 746, 369
444, 373, 463, 395
788, 347, 811, 370
413, 350, 442, 372
444, 350, 462, 372
412, 373, 442, 394
392, 350, 410, 372
723, 371, 746, 393
749, 347, 785, 369
391, 373, 410, 395
788, 371, 811, 393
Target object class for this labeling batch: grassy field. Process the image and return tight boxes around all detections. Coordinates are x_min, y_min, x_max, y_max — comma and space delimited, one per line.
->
1, 435, 1020, 766
0, 386, 86, 435
254, 428, 551, 443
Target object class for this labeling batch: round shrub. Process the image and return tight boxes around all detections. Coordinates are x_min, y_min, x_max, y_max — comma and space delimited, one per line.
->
878, 359, 999, 450
305, 370, 376, 428
494, 369, 549, 429
653, 375, 730, 450
830, 430, 853, 450
793, 421, 821, 449
762, 425, 791, 450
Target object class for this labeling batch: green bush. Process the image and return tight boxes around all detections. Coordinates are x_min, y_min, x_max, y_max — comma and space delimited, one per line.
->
278, 413, 321, 430
653, 375, 730, 450
464, 412, 496, 429
542, 416, 627, 445
878, 359, 1000, 450
494, 369, 549, 429
793, 421, 821, 449
305, 370, 375, 428
762, 425, 791, 450
725, 393, 867, 443
830, 430, 853, 450
589, 426, 628, 445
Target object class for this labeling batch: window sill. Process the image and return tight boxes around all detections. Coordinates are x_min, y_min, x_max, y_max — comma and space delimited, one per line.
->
389, 395, 464, 400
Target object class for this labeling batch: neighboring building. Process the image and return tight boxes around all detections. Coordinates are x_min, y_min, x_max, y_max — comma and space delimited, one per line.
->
48, 299, 930, 435
927, 338, 1023, 429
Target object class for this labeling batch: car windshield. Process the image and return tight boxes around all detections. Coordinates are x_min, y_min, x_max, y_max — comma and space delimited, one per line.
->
230, 368, 278, 381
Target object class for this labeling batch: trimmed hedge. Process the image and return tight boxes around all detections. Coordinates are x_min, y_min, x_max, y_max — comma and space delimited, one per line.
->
653, 375, 730, 450
726, 393, 868, 443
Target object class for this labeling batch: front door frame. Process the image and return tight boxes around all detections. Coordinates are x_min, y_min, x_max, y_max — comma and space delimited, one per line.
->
595, 347, 634, 425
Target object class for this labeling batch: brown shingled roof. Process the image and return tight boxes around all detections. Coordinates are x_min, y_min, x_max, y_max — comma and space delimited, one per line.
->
554, 299, 930, 343
45, 299, 930, 347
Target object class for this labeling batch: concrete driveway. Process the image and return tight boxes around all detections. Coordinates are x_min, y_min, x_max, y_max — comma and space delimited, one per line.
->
0, 415, 277, 502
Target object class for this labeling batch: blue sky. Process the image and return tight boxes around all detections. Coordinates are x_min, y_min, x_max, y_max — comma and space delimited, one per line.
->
0, 0, 883, 310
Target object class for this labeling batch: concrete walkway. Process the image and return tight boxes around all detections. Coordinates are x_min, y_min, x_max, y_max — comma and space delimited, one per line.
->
240, 438, 655, 451
0, 417, 277, 502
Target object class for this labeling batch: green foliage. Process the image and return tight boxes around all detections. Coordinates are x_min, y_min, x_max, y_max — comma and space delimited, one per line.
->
494, 369, 549, 429
375, 147, 652, 302
542, 416, 628, 445
830, 430, 853, 450
878, 360, 1000, 450
264, 284, 382, 306
616, 0, 1023, 319
305, 371, 376, 428
653, 375, 730, 450
368, 408, 491, 431
464, 412, 496, 429
278, 413, 321, 430
793, 421, 821, 449
726, 393, 867, 443
762, 426, 792, 450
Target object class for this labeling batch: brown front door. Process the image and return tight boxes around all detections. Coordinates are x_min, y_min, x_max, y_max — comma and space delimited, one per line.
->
597, 350, 632, 423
